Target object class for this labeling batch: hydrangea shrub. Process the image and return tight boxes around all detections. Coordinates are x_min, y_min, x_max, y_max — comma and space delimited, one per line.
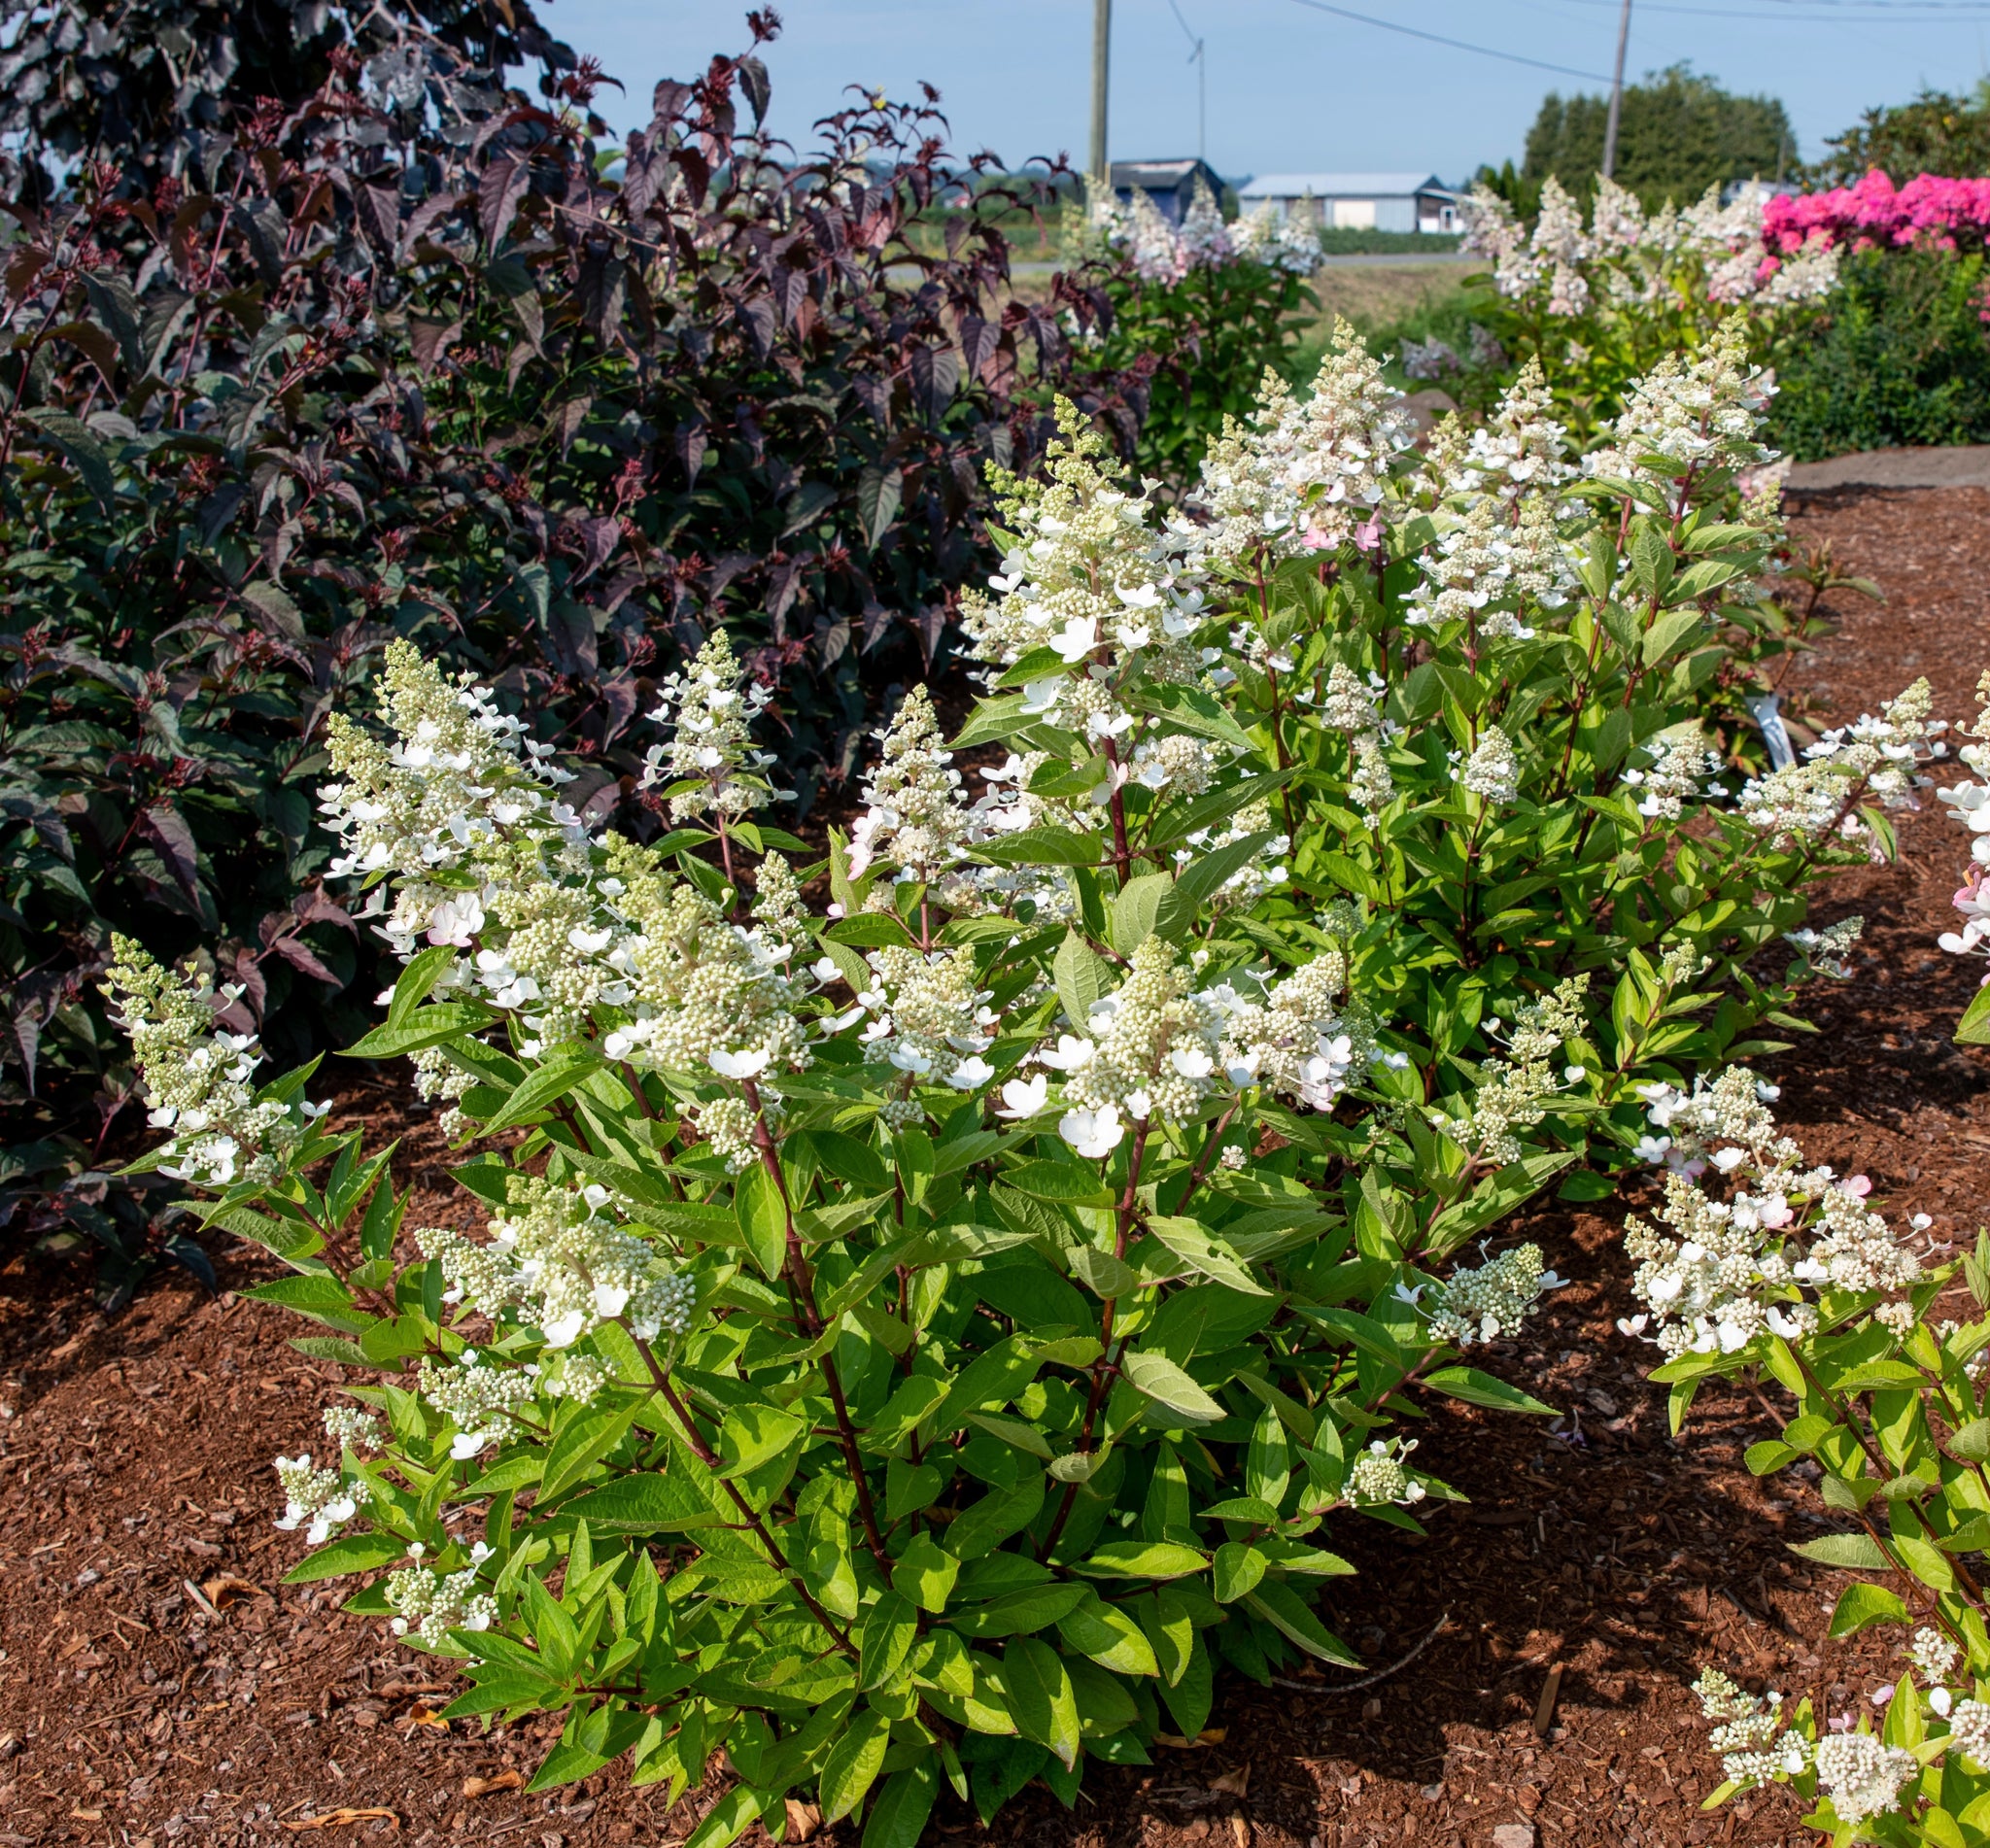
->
1670, 676, 1990, 1843
110, 322, 1920, 1834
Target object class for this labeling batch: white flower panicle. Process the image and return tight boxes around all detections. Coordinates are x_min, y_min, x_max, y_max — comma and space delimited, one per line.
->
273, 1454, 369, 1545
639, 630, 787, 824
387, 1562, 497, 1647
1950, 1700, 1990, 1765
1740, 677, 1939, 849
1693, 1669, 1794, 1787
1458, 727, 1522, 805
1624, 1068, 1918, 1358
322, 1406, 381, 1452
418, 1349, 540, 1458
1052, 938, 1227, 1146
1424, 1243, 1561, 1347
1458, 177, 1837, 326
844, 688, 982, 907
1189, 326, 1418, 567
1430, 977, 1590, 1166
1213, 951, 1373, 1114
1621, 735, 1722, 821
1810, 1731, 1917, 1826
103, 938, 316, 1188
1084, 176, 1318, 286
962, 400, 1205, 708
1347, 1437, 1425, 1507
854, 946, 999, 1107
1785, 915, 1865, 980
420, 1174, 698, 1350
1598, 318, 1775, 494
1939, 669, 1990, 962
1909, 1626, 1961, 1686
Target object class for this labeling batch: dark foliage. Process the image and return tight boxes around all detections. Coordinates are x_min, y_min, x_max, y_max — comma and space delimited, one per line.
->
0, 11, 1143, 1293
1522, 65, 1796, 211
0, 0, 578, 200
1767, 245, 1990, 461
1806, 83, 1990, 190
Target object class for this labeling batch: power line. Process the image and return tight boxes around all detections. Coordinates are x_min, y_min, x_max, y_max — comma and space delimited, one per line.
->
1281, 0, 1616, 82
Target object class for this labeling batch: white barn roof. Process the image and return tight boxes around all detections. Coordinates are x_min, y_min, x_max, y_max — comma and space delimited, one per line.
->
1238, 172, 1449, 199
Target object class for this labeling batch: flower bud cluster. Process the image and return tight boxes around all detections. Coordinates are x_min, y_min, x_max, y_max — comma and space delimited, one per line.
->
1429, 977, 1590, 1165
1693, 1669, 1797, 1786
418, 1349, 541, 1458
1811, 1732, 1918, 1826
1424, 1242, 1563, 1347
420, 1175, 697, 1350
1347, 1437, 1425, 1507
386, 1560, 496, 1647
103, 939, 317, 1187
639, 631, 788, 823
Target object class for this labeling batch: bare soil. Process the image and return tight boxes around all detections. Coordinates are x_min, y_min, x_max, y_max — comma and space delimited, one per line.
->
3, 486, 1988, 1848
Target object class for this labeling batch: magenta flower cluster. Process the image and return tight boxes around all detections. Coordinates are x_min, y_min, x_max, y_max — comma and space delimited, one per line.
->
1763, 169, 1990, 255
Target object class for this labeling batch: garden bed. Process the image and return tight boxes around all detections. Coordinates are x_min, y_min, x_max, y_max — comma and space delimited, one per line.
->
1, 484, 1987, 1848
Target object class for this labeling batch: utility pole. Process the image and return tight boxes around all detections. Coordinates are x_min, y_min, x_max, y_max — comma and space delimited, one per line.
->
1601, 0, 1632, 180
1090, 0, 1112, 186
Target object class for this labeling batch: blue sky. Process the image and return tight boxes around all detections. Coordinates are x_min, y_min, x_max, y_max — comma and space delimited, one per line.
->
543, 0, 1990, 184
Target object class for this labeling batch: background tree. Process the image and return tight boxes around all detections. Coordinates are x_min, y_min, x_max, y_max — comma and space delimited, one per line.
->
1521, 64, 1795, 211
1805, 81, 1990, 188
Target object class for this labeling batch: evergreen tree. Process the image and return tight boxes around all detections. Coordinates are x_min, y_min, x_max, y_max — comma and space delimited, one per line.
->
1521, 64, 1794, 211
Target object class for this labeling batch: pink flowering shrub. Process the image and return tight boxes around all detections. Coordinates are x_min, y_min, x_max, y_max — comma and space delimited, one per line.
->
1764, 169, 1990, 255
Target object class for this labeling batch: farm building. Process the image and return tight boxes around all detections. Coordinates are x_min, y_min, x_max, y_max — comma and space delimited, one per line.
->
1236, 172, 1460, 233
1108, 157, 1224, 224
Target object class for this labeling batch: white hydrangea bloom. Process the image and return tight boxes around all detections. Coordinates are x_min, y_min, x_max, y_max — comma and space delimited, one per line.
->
1811, 1731, 1917, 1826
1428, 977, 1590, 1166
273, 1454, 370, 1546
1740, 678, 1939, 849
420, 1176, 697, 1349
1041, 939, 1232, 1147
103, 939, 318, 1188
386, 1562, 497, 1648
1694, 1668, 1795, 1787
639, 630, 787, 824
1624, 1068, 1918, 1359
1948, 1699, 1990, 1764
1347, 1437, 1424, 1506
1211, 951, 1371, 1113
1424, 1242, 1561, 1346
1458, 727, 1521, 804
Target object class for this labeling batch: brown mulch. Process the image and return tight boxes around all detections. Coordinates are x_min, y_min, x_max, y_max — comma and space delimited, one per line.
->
3, 486, 1989, 1848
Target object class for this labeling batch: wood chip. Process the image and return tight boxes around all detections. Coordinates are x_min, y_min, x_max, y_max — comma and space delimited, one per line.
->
1229, 1817, 1251, 1847
180, 1578, 222, 1621
1532, 1663, 1564, 1737
463, 1772, 524, 1799
282, 1809, 399, 1832
201, 1575, 260, 1609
